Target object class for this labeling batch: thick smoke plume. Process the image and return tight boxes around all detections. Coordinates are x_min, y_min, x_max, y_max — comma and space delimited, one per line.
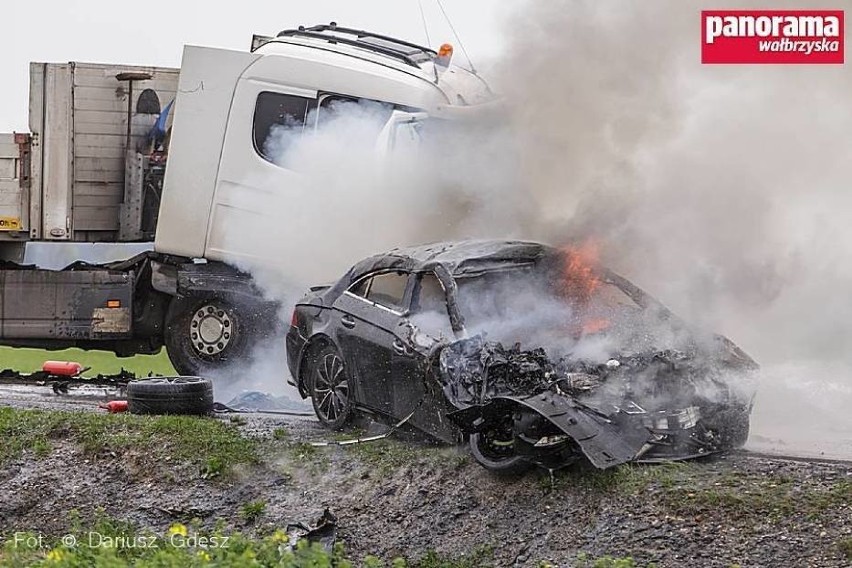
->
494, 0, 852, 458
216, 100, 526, 403
223, 1, 851, 458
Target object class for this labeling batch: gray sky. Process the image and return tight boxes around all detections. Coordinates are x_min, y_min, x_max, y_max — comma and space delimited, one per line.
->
0, 0, 512, 131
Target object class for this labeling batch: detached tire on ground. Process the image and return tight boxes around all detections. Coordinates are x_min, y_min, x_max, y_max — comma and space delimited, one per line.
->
127, 377, 214, 416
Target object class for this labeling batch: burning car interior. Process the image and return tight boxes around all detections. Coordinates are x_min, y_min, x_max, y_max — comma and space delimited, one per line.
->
286, 240, 758, 474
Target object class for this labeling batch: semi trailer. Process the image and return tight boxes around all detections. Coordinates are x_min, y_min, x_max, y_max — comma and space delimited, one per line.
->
0, 24, 494, 375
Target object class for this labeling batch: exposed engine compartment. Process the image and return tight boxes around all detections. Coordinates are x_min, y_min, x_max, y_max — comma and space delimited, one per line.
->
437, 336, 756, 470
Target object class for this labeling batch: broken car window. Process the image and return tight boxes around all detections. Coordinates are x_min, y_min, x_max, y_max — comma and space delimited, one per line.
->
365, 272, 409, 311
348, 277, 371, 299
413, 273, 446, 314
410, 273, 453, 337
254, 91, 312, 164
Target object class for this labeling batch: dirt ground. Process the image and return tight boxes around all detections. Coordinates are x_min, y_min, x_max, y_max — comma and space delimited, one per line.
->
0, 388, 850, 567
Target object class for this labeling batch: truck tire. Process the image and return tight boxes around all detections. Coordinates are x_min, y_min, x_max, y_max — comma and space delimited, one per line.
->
126, 377, 214, 415
164, 294, 256, 376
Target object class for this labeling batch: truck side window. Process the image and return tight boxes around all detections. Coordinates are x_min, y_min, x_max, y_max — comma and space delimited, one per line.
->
253, 91, 311, 163
315, 95, 394, 132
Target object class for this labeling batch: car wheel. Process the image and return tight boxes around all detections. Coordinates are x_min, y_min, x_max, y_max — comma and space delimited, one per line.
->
309, 345, 353, 430
164, 294, 254, 376
469, 431, 531, 476
126, 377, 214, 415
711, 407, 751, 448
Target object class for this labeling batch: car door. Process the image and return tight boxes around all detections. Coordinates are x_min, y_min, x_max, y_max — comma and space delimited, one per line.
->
332, 270, 411, 416
391, 271, 459, 442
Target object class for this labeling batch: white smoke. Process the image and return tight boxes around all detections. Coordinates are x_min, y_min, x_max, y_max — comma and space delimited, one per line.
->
216, 2, 851, 459
492, 0, 852, 458
214, 98, 524, 404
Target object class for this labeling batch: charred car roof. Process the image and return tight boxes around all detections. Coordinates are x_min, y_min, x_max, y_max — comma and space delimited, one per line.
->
331, 240, 552, 292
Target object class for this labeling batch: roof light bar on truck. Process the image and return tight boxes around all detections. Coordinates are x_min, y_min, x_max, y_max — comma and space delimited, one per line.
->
276, 22, 437, 68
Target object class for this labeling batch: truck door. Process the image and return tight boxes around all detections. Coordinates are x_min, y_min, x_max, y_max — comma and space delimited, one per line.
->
209, 59, 423, 282
207, 71, 317, 270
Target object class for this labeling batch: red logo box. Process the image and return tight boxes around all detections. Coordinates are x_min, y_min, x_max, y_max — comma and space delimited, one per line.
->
702, 10, 844, 64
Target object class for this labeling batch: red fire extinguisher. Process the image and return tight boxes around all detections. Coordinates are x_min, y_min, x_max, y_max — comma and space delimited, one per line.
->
99, 400, 129, 413
42, 361, 83, 377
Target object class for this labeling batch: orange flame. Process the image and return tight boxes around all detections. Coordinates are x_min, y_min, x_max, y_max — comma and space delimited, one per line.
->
559, 241, 602, 304
559, 240, 610, 335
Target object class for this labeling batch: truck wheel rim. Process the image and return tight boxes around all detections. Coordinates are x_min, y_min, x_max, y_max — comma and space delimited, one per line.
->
190, 304, 233, 356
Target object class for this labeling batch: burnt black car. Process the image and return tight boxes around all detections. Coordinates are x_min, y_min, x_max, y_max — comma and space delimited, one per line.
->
286, 240, 757, 473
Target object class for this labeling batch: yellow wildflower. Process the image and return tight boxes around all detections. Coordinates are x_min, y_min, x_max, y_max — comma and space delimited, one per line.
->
45, 548, 67, 562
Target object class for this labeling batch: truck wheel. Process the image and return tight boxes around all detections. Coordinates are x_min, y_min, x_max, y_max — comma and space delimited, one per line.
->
126, 377, 214, 415
164, 295, 254, 376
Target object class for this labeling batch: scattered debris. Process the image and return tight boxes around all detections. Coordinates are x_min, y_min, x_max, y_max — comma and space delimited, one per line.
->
42, 360, 87, 377
0, 367, 137, 389
286, 509, 337, 552
221, 391, 313, 415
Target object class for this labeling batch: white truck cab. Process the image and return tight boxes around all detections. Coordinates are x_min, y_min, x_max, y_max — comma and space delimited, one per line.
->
0, 24, 496, 377
157, 23, 494, 271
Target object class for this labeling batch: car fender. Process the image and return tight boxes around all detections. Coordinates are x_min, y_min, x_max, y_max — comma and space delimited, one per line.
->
296, 334, 337, 396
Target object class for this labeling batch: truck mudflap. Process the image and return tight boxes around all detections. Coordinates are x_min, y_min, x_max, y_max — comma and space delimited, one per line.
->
448, 392, 653, 469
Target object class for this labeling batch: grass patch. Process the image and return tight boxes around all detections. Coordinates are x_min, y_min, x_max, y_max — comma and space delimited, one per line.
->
0, 407, 258, 478
838, 537, 852, 561
272, 427, 289, 440
286, 442, 329, 472
546, 461, 691, 495
240, 500, 267, 524
657, 471, 852, 520
406, 545, 493, 567
0, 346, 176, 376
345, 438, 426, 474
574, 554, 650, 568
546, 460, 850, 521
